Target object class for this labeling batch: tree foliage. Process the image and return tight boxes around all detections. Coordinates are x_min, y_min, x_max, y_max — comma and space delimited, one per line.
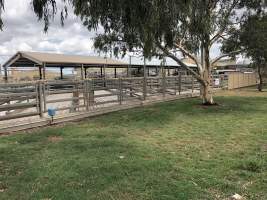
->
0, 0, 4, 30
242, 15, 266, 64
223, 12, 267, 91
223, 14, 267, 65
0, 0, 266, 103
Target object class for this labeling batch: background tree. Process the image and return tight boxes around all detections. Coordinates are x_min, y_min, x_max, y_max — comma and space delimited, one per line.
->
69, 0, 266, 104
223, 14, 267, 91
0, 0, 4, 30
0, 0, 266, 104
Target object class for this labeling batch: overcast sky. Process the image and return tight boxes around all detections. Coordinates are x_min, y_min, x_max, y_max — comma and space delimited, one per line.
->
0, 0, 223, 65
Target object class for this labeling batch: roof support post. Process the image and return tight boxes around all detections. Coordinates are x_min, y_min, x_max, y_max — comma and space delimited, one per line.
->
128, 56, 132, 77
103, 65, 106, 78
42, 63, 46, 80
4, 66, 8, 83
81, 64, 85, 80
114, 67, 117, 78
39, 66, 43, 80
60, 67, 64, 80
103, 64, 106, 87
84, 67, 87, 79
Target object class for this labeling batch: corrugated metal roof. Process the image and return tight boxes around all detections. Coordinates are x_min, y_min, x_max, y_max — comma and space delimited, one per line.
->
4, 51, 127, 68
3, 51, 197, 69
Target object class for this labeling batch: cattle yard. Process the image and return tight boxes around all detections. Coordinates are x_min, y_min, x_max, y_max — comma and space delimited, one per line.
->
0, 75, 200, 133
0, 51, 258, 133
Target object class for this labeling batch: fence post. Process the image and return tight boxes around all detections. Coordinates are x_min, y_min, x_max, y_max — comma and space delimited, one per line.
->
143, 77, 147, 100
43, 81, 47, 112
174, 76, 178, 95
192, 75, 194, 94
38, 81, 44, 118
130, 78, 134, 97
162, 68, 166, 97
35, 83, 39, 115
119, 78, 123, 105
178, 72, 182, 95
143, 59, 147, 101
84, 80, 89, 111
89, 79, 95, 107
71, 81, 80, 112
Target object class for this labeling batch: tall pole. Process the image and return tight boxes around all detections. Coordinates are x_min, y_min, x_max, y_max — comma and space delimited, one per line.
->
104, 55, 107, 78
104, 55, 107, 87
81, 64, 85, 80
39, 66, 42, 80
129, 55, 133, 97
128, 55, 132, 77
114, 67, 117, 78
162, 58, 166, 97
60, 67, 63, 80
84, 67, 87, 79
4, 66, 8, 83
143, 57, 147, 100
42, 63, 46, 80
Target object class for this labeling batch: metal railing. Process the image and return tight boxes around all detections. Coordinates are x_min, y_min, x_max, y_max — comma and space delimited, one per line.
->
0, 75, 199, 122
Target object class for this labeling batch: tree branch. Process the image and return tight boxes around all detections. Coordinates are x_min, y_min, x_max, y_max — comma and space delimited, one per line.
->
173, 43, 202, 71
210, 30, 226, 45
211, 50, 243, 66
155, 41, 204, 84
210, 0, 239, 46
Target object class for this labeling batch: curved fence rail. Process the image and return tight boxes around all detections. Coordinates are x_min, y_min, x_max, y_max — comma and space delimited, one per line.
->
0, 75, 200, 124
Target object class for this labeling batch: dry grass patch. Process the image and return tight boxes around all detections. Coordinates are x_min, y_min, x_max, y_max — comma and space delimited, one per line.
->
47, 136, 63, 143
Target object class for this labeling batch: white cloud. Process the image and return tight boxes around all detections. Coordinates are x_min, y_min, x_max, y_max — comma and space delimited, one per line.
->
0, 0, 96, 64
0, 0, 223, 66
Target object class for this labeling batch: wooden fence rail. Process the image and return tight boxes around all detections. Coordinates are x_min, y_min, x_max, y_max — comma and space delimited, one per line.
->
227, 72, 257, 90
0, 75, 199, 122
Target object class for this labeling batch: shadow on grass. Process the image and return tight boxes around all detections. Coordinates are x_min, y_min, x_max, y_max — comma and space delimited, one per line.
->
1, 95, 267, 199
81, 96, 267, 130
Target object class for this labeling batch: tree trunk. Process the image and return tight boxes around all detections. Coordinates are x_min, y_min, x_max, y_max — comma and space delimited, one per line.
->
257, 66, 263, 92
201, 82, 214, 105
200, 71, 214, 105
200, 43, 215, 105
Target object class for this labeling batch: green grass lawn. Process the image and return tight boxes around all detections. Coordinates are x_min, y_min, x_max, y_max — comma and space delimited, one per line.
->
1, 92, 267, 199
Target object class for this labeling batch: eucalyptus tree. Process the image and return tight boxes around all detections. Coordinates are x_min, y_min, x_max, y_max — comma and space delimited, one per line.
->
223, 14, 267, 91
66, 0, 266, 104
0, 0, 265, 104
0, 0, 4, 30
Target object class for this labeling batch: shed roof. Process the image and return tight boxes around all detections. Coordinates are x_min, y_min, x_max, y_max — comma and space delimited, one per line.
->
3, 51, 127, 68
3, 51, 197, 69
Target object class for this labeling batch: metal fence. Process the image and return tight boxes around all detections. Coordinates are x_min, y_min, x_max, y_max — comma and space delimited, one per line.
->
0, 75, 199, 122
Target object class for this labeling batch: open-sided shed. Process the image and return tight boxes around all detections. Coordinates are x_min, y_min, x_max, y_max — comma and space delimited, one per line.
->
3, 51, 128, 80
2, 51, 196, 82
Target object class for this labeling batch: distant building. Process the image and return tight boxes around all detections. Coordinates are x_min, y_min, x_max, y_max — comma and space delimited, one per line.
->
213, 58, 252, 73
